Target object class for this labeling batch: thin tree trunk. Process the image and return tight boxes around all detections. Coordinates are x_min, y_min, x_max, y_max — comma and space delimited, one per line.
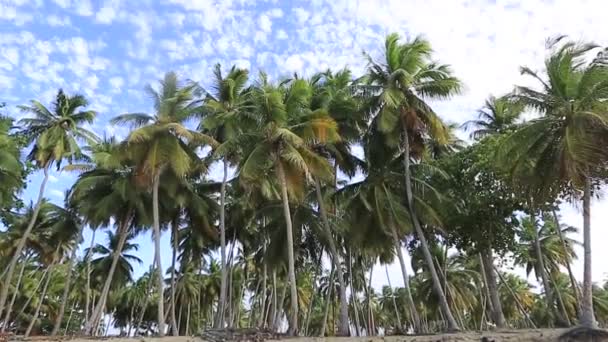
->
84, 216, 131, 334
65, 302, 76, 335
348, 251, 360, 336
314, 179, 349, 336
2, 254, 29, 331
226, 230, 237, 327
25, 262, 55, 337
215, 160, 229, 329
136, 261, 156, 335
269, 271, 277, 329
367, 264, 375, 336
549, 272, 572, 325
127, 304, 135, 337
320, 267, 334, 337
478, 253, 495, 320
0, 164, 50, 316
385, 265, 403, 333
530, 209, 564, 325
552, 209, 581, 317
274, 283, 287, 332
186, 303, 191, 336
277, 162, 298, 335
304, 249, 324, 335
85, 228, 97, 324
400, 120, 459, 331
579, 178, 596, 328
170, 220, 178, 336
258, 235, 267, 328
480, 248, 506, 328
494, 265, 536, 328
52, 222, 86, 335
390, 224, 421, 333
152, 172, 166, 336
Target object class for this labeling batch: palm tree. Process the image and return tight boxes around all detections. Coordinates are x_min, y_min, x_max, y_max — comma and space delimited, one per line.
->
235, 74, 336, 335
363, 33, 462, 331
462, 95, 524, 139
200, 64, 251, 328
111, 71, 215, 335
501, 36, 608, 328
0, 90, 96, 318
88, 231, 143, 290
0, 115, 23, 217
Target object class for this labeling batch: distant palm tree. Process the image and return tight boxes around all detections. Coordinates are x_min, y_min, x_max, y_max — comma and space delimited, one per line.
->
0, 90, 97, 316
462, 96, 524, 139
89, 231, 142, 288
0, 116, 23, 215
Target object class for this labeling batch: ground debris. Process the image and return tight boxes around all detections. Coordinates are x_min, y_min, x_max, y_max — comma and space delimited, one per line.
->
200, 328, 283, 342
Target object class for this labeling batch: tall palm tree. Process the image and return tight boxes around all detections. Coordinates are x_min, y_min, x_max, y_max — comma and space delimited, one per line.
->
0, 90, 97, 318
462, 95, 524, 139
235, 74, 336, 335
501, 36, 608, 328
88, 231, 143, 289
200, 64, 251, 328
111, 72, 215, 335
363, 33, 462, 331
0, 115, 23, 217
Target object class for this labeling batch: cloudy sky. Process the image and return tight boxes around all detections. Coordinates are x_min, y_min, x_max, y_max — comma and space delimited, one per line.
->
2, 0, 608, 288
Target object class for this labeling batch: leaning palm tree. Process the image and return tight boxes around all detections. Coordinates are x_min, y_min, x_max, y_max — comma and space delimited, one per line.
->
232, 74, 337, 335
363, 33, 462, 331
0, 90, 97, 317
200, 64, 252, 328
111, 72, 216, 335
462, 95, 524, 139
501, 36, 608, 329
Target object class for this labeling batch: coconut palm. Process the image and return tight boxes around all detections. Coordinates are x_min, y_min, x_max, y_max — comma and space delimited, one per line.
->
0, 90, 97, 316
0, 116, 23, 218
363, 33, 462, 331
88, 231, 142, 290
111, 71, 216, 335
501, 36, 608, 328
462, 95, 524, 139
200, 64, 252, 328
232, 74, 337, 335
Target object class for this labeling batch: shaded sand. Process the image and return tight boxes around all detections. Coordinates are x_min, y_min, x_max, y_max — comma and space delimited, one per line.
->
15, 329, 587, 342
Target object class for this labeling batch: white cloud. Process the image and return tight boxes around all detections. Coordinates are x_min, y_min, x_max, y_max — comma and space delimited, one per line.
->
268, 8, 283, 18
47, 14, 71, 27
284, 54, 304, 72
276, 29, 288, 40
75, 0, 93, 16
49, 189, 64, 198
258, 14, 272, 33
51, 0, 71, 8
0, 47, 19, 69
96, 5, 117, 24
293, 7, 310, 24
109, 76, 124, 92
48, 175, 58, 183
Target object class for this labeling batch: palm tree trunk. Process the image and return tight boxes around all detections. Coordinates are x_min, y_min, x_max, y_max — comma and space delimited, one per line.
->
25, 262, 55, 337
84, 216, 130, 335
494, 265, 536, 328
127, 304, 135, 337
258, 236, 267, 328
530, 209, 564, 325
269, 271, 277, 329
0, 164, 51, 316
85, 228, 97, 324
549, 272, 572, 325
400, 120, 459, 332
277, 162, 298, 335
348, 251, 361, 336
552, 209, 581, 317
215, 160, 229, 329
579, 178, 596, 328
186, 303, 191, 336
152, 172, 166, 336
52, 223, 86, 335
385, 265, 403, 332
480, 248, 506, 328
65, 302, 75, 335
136, 262, 156, 335
390, 224, 421, 333
274, 283, 287, 332
170, 220, 179, 336
314, 178, 349, 336
1, 254, 29, 331
366, 264, 375, 336
320, 266, 334, 337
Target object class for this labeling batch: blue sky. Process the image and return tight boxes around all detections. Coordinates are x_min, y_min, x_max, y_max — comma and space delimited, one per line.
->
2, 0, 608, 286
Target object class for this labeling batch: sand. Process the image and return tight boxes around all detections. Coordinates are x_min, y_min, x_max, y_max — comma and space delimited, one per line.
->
14, 329, 581, 342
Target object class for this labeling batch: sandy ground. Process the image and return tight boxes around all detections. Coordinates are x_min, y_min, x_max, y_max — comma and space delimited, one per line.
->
13, 329, 585, 342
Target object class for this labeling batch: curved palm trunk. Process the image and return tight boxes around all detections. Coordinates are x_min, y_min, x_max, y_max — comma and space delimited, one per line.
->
348, 251, 361, 336
552, 209, 581, 317
170, 220, 179, 336
320, 266, 334, 337
400, 122, 459, 331
85, 228, 97, 324
136, 261, 157, 335
215, 160, 229, 329
0, 164, 50, 315
25, 262, 55, 337
579, 178, 596, 328
480, 248, 506, 328
390, 224, 421, 333
277, 162, 298, 335
2, 254, 29, 332
257, 235, 267, 328
314, 179, 349, 336
84, 218, 130, 334
494, 265, 536, 328
152, 173, 166, 336
52, 223, 86, 335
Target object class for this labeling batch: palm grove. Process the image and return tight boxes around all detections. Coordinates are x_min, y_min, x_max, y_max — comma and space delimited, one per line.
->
1, 34, 608, 337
